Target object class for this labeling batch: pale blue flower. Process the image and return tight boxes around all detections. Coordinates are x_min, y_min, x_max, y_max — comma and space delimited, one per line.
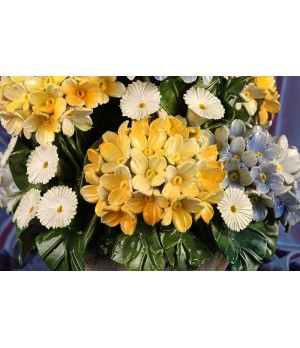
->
246, 189, 273, 222
229, 119, 246, 138
221, 159, 254, 191
214, 126, 231, 161
251, 163, 284, 194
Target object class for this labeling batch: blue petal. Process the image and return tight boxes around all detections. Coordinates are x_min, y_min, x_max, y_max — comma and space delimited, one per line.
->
181, 76, 197, 83
154, 76, 168, 81
253, 204, 267, 222
263, 144, 281, 161
230, 119, 246, 137
247, 132, 268, 152
267, 173, 284, 192
274, 197, 284, 218
257, 182, 269, 194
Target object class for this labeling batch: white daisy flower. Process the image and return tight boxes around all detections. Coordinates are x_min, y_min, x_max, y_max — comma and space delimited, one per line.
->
184, 86, 225, 121
13, 189, 41, 229
37, 186, 78, 229
217, 187, 253, 232
120, 80, 161, 120
27, 144, 59, 184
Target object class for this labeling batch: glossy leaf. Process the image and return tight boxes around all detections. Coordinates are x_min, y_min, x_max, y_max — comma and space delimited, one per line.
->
159, 225, 213, 271
110, 222, 165, 271
211, 219, 267, 271
264, 222, 279, 258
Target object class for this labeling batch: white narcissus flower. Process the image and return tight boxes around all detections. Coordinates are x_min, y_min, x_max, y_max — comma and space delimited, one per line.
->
37, 186, 78, 229
13, 189, 41, 229
217, 187, 253, 232
120, 81, 161, 120
26, 144, 59, 184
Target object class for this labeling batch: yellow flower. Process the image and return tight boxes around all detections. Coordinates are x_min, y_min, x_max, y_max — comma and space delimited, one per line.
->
24, 76, 67, 92
131, 155, 167, 196
62, 78, 99, 108
99, 121, 130, 173
255, 76, 275, 90
3, 83, 30, 113
125, 193, 168, 226
30, 84, 66, 119
150, 116, 189, 140
100, 165, 132, 206
164, 134, 199, 165
161, 197, 203, 232
61, 106, 93, 137
129, 128, 166, 158
101, 205, 137, 235
195, 143, 218, 165
83, 149, 103, 185
92, 76, 125, 104
131, 117, 150, 136
239, 83, 266, 116
80, 184, 108, 217
195, 190, 224, 224
162, 162, 199, 200
197, 159, 227, 194
0, 110, 30, 136
259, 90, 281, 126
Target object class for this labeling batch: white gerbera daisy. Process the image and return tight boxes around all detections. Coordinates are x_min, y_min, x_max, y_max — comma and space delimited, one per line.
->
37, 186, 78, 229
13, 189, 41, 229
184, 86, 225, 120
27, 144, 59, 184
217, 187, 253, 232
120, 80, 161, 120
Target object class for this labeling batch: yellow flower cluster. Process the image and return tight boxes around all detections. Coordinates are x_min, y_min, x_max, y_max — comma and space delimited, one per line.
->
239, 76, 280, 126
81, 116, 227, 235
0, 76, 125, 144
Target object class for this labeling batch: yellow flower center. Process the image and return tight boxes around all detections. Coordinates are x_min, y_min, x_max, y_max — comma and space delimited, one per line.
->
171, 153, 181, 162
143, 148, 154, 156
171, 175, 183, 186
256, 151, 263, 158
46, 98, 55, 107
277, 163, 282, 173
57, 205, 63, 213
45, 77, 52, 85
138, 102, 147, 108
244, 91, 250, 98
120, 180, 130, 190
117, 156, 125, 164
98, 81, 106, 91
146, 169, 156, 179
251, 196, 259, 204
198, 103, 206, 110
144, 196, 154, 203
230, 171, 240, 182
231, 205, 237, 213
29, 206, 34, 214
260, 173, 267, 182
233, 154, 241, 160
24, 94, 29, 101
76, 89, 85, 98
173, 201, 182, 210
43, 161, 49, 169
41, 115, 50, 125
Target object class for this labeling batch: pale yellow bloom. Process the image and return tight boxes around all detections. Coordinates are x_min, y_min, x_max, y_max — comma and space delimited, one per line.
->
129, 128, 166, 158
161, 197, 203, 233
197, 159, 227, 194
24, 76, 67, 92
92, 76, 125, 104
83, 149, 103, 185
101, 205, 137, 235
131, 117, 150, 136
80, 184, 108, 217
255, 76, 275, 90
61, 106, 93, 137
131, 155, 167, 196
62, 78, 99, 108
0, 110, 30, 136
3, 83, 30, 113
164, 134, 199, 165
150, 116, 189, 140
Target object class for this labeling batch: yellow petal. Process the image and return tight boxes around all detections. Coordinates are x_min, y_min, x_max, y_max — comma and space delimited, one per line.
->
100, 142, 122, 163
172, 209, 192, 233
120, 212, 137, 235
102, 131, 119, 145
148, 129, 167, 151
100, 174, 119, 191
129, 129, 147, 150
80, 185, 99, 203
107, 81, 126, 98
132, 175, 150, 192
125, 194, 145, 214
195, 202, 214, 224
143, 202, 163, 226
108, 188, 131, 206
131, 155, 148, 175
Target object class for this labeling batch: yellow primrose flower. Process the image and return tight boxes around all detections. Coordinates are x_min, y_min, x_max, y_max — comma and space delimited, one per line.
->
62, 78, 99, 108
164, 134, 199, 165
24, 76, 67, 92
195, 190, 225, 224
80, 184, 108, 217
129, 128, 167, 158
131, 155, 167, 196
150, 116, 189, 140
162, 162, 199, 200
161, 197, 203, 233
30, 84, 66, 119
258, 89, 281, 126
239, 83, 266, 117
0, 109, 30, 136
84, 149, 103, 185
3, 83, 30, 113
92, 76, 125, 104
197, 159, 227, 194
125, 193, 168, 226
23, 110, 61, 144
255, 76, 275, 90
101, 205, 137, 235
195, 143, 218, 165
61, 106, 93, 137
131, 117, 150, 136
99, 121, 130, 173
100, 165, 132, 206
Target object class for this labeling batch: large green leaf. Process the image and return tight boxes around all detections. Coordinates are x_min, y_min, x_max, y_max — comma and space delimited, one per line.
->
109, 222, 165, 271
211, 219, 267, 271
159, 225, 213, 271
264, 222, 279, 258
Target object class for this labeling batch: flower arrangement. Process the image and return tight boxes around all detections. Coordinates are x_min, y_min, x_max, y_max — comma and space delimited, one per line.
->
0, 76, 299, 271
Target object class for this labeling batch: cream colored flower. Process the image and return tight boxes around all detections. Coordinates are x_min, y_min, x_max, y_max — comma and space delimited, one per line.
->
61, 107, 93, 137
164, 134, 199, 165
80, 184, 108, 217
131, 155, 167, 196
3, 83, 30, 113
129, 128, 166, 158
101, 205, 137, 235
92, 76, 125, 104
120, 80, 161, 120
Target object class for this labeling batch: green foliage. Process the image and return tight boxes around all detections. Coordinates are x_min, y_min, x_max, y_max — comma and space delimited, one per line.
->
264, 222, 279, 258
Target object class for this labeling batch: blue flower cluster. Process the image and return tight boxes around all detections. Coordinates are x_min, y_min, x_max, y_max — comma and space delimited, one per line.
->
211, 120, 300, 228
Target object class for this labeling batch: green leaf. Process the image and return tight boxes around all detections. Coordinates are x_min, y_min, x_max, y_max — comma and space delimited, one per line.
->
264, 222, 279, 258
211, 219, 267, 271
109, 221, 165, 271
159, 225, 213, 271
9, 149, 44, 192
159, 77, 189, 115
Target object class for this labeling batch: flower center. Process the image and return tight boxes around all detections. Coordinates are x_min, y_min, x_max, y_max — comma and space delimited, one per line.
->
230, 205, 237, 213
146, 169, 156, 178
144, 196, 154, 203
171, 175, 183, 186
76, 89, 85, 98
45, 77, 52, 85
277, 163, 282, 173
233, 154, 241, 160
171, 153, 181, 162
57, 205, 63, 213
143, 148, 154, 156
117, 156, 125, 164
138, 102, 147, 108
29, 206, 34, 214
120, 180, 130, 190
24, 94, 29, 101
244, 91, 250, 98
173, 201, 182, 210
260, 172, 267, 182
251, 196, 259, 204
198, 103, 206, 110
43, 161, 49, 169
256, 151, 263, 158
46, 98, 55, 107
230, 171, 240, 182
98, 81, 106, 91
